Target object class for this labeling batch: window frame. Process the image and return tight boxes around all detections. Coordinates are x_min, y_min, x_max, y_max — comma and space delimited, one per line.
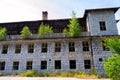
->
41, 43, 47, 53
82, 41, 89, 51
84, 60, 91, 69
26, 61, 32, 70
55, 42, 61, 52
15, 44, 21, 53
28, 44, 34, 53
69, 42, 75, 52
13, 61, 19, 70
41, 61, 47, 70
55, 60, 61, 69
2, 44, 8, 54
99, 21, 106, 31
69, 60, 76, 69
0, 61, 5, 70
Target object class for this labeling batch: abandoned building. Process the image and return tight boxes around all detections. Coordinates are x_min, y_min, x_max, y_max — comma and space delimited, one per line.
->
0, 7, 119, 74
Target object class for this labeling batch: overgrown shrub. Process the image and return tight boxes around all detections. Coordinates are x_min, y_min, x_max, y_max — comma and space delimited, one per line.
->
20, 26, 32, 39
38, 23, 53, 36
0, 72, 4, 76
0, 27, 7, 40
104, 54, 120, 80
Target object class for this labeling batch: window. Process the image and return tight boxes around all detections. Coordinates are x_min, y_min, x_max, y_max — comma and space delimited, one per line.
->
69, 60, 76, 69
15, 44, 21, 53
55, 43, 61, 52
82, 41, 89, 51
99, 58, 103, 62
13, 61, 19, 70
26, 61, 32, 70
41, 43, 47, 53
99, 21, 106, 31
69, 42, 75, 52
55, 60, 61, 69
0, 61, 5, 70
28, 44, 34, 53
84, 60, 91, 69
41, 61, 47, 70
2, 44, 8, 54
102, 41, 110, 51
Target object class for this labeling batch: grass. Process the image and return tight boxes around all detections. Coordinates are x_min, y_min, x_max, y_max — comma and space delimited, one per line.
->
18, 70, 101, 78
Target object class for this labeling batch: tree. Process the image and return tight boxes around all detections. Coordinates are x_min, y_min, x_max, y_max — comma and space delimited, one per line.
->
38, 23, 53, 36
62, 28, 68, 34
20, 26, 32, 39
103, 37, 120, 80
0, 27, 7, 39
67, 11, 81, 37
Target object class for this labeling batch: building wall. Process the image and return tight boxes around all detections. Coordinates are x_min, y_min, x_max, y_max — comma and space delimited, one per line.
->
0, 38, 112, 74
88, 10, 118, 36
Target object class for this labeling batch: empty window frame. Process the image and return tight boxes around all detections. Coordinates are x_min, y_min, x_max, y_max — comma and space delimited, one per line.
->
41, 43, 47, 53
15, 44, 21, 53
99, 21, 106, 31
0, 61, 5, 70
26, 61, 32, 70
55, 60, 61, 69
82, 41, 89, 51
41, 61, 47, 70
2, 44, 8, 54
69, 42, 75, 52
55, 42, 61, 52
102, 41, 110, 51
69, 60, 76, 69
13, 61, 19, 70
28, 44, 34, 53
84, 60, 91, 69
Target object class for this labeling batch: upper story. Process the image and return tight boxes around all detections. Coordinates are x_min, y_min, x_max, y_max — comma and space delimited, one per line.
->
0, 7, 119, 39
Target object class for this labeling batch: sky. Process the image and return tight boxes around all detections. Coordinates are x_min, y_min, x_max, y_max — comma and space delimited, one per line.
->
0, 0, 120, 32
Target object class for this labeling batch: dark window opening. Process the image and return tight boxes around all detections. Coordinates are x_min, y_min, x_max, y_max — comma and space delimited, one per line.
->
82, 26, 87, 32
69, 42, 75, 52
0, 62, 5, 70
15, 44, 21, 53
99, 21, 106, 31
99, 58, 103, 62
41, 61, 47, 70
54, 27, 62, 33
2, 45, 8, 54
41, 43, 47, 53
84, 60, 91, 69
82, 41, 89, 51
13, 61, 19, 70
55, 43, 61, 52
69, 60, 76, 69
28, 44, 34, 53
102, 41, 110, 51
55, 60, 61, 69
26, 61, 32, 70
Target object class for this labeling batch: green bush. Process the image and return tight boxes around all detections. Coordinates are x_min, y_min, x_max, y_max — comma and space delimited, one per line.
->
38, 23, 53, 36
20, 26, 32, 39
0, 72, 4, 76
19, 70, 39, 77
0, 27, 7, 39
104, 54, 120, 80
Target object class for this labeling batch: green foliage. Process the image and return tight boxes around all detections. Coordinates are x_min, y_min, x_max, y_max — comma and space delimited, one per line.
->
0, 27, 7, 39
62, 28, 68, 34
38, 23, 53, 36
0, 72, 4, 76
19, 70, 39, 77
20, 26, 32, 39
103, 37, 120, 54
103, 54, 120, 80
67, 11, 81, 37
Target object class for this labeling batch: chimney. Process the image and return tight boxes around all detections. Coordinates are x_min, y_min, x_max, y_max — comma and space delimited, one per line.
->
42, 11, 48, 20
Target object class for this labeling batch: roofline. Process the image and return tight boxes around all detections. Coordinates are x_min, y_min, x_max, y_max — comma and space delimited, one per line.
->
83, 7, 120, 18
